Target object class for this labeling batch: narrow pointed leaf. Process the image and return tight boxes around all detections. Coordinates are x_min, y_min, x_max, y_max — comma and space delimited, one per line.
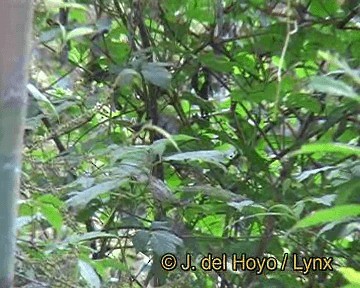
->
293, 205, 360, 229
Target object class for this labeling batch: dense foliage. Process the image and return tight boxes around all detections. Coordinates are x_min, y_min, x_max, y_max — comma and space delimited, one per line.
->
17, 0, 360, 287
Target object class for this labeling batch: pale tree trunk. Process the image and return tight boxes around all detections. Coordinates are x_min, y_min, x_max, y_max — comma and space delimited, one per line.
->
0, 0, 34, 287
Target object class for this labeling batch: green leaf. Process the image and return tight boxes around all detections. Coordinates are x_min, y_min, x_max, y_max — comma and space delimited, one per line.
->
78, 260, 101, 288
186, 1, 214, 22
199, 52, 234, 73
247, 82, 277, 103
66, 27, 95, 41
234, 53, 258, 76
285, 93, 321, 113
336, 179, 360, 205
197, 215, 225, 236
141, 63, 172, 89
308, 76, 359, 101
309, 0, 339, 17
108, 145, 154, 167
339, 267, 360, 285
169, 134, 197, 143
39, 203, 63, 233
291, 143, 360, 157
293, 205, 360, 229
342, 284, 360, 288
37, 194, 63, 208
66, 179, 127, 208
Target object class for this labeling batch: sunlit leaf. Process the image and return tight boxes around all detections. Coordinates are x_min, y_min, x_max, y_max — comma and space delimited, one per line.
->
291, 143, 360, 157
37, 194, 63, 208
39, 203, 63, 232
339, 267, 360, 285
293, 205, 360, 229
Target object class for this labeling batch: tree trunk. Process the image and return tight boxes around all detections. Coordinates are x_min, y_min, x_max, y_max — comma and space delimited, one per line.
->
0, 1, 34, 287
